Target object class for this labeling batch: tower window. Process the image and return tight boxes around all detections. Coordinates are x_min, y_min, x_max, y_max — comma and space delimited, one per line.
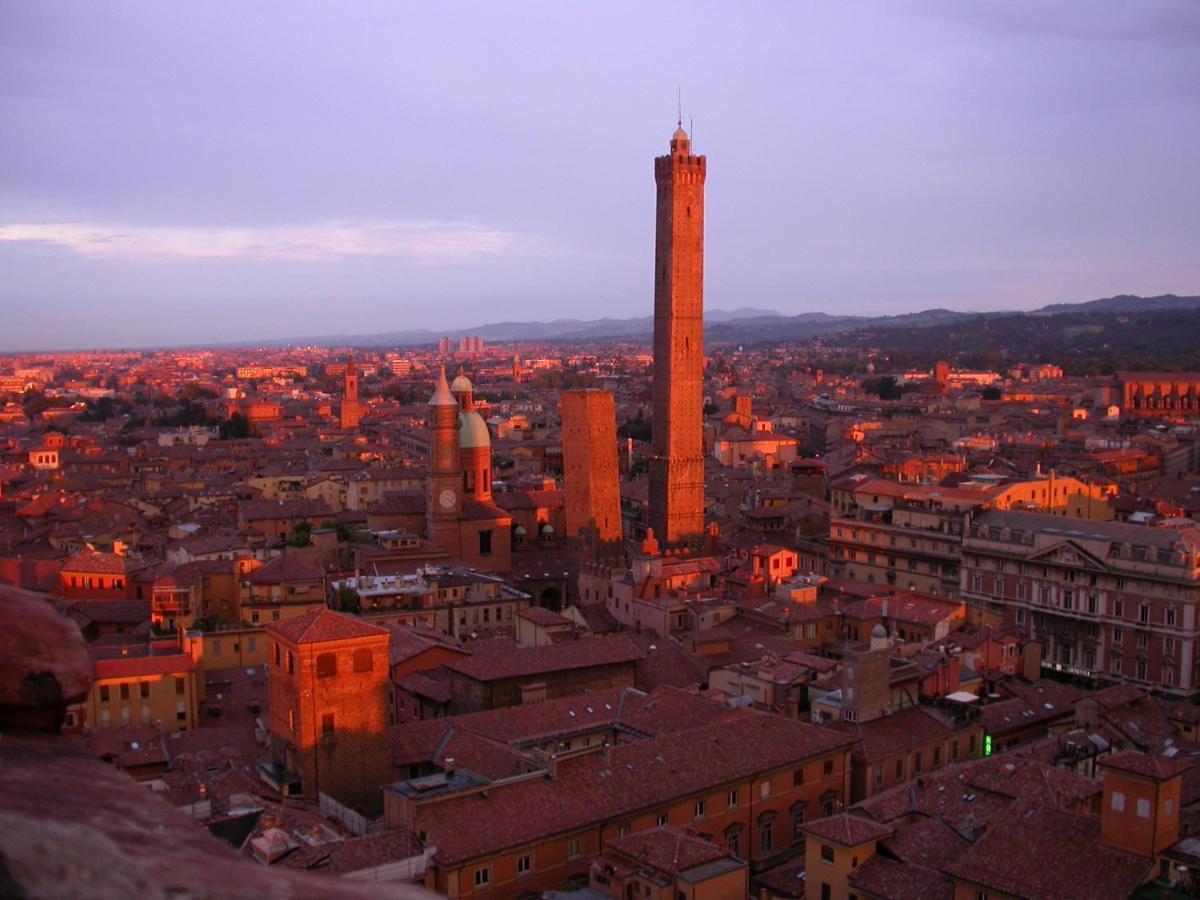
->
316, 653, 337, 678
352, 649, 374, 673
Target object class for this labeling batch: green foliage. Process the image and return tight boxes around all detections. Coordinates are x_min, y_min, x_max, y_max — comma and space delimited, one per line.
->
336, 587, 361, 614
220, 411, 255, 439
288, 522, 313, 547
618, 408, 652, 442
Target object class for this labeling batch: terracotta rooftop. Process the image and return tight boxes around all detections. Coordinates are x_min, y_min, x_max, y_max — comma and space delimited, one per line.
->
942, 805, 1148, 900
267, 608, 389, 645
1101, 750, 1193, 781
445, 634, 644, 682
800, 813, 891, 847
603, 825, 730, 876
61, 549, 129, 575
243, 554, 325, 583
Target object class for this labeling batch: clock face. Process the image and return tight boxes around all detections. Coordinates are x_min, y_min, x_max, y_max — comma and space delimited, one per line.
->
439, 489, 457, 510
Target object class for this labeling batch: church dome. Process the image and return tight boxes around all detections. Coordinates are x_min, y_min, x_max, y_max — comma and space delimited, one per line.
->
459, 410, 491, 448
673, 125, 688, 142
871, 623, 888, 639
450, 373, 474, 394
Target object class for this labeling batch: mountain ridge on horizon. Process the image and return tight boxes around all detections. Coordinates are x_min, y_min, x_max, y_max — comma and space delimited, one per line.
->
230, 293, 1200, 349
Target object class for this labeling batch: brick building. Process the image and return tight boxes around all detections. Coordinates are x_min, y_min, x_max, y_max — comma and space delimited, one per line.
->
560, 389, 623, 550
649, 124, 707, 547
960, 509, 1200, 698
263, 609, 394, 815
443, 634, 644, 713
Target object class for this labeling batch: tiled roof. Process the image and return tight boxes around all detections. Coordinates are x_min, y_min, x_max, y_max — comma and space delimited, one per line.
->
941, 806, 1149, 900
243, 554, 325, 584
94, 652, 195, 679
849, 856, 952, 900
604, 825, 728, 875
267, 608, 388, 645
800, 813, 891, 846
413, 710, 855, 864
828, 707, 964, 763
445, 634, 644, 682
1101, 750, 1192, 781
62, 549, 128, 575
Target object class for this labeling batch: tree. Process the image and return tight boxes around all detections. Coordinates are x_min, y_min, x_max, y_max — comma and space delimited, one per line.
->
336, 587, 361, 614
220, 411, 254, 439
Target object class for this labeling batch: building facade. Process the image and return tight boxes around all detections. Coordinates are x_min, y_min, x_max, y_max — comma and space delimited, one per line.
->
960, 509, 1200, 698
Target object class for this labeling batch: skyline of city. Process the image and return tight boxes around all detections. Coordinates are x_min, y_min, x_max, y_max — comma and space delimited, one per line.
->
3, 2, 1198, 351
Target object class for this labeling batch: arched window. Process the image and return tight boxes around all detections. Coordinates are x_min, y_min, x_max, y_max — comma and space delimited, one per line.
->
316, 652, 337, 678
723, 823, 744, 859
757, 812, 776, 854
352, 648, 373, 673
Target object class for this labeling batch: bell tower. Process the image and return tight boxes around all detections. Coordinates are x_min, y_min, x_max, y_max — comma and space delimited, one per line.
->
426, 365, 462, 554
648, 123, 706, 547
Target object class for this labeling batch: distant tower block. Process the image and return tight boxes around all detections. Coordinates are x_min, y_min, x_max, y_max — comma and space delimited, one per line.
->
649, 123, 706, 547
561, 389, 623, 548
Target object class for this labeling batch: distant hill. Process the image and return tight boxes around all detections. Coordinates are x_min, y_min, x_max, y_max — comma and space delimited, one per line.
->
1036, 294, 1200, 315
226, 294, 1199, 349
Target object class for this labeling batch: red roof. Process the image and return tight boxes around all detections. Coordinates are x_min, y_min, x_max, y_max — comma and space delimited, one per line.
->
412, 710, 854, 864
243, 555, 325, 584
62, 550, 128, 576
267, 608, 388, 645
94, 653, 195, 679
1101, 750, 1192, 782
800, 813, 891, 847
445, 634, 644, 682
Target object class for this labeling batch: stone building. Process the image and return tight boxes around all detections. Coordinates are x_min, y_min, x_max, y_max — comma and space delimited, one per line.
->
960, 509, 1200, 698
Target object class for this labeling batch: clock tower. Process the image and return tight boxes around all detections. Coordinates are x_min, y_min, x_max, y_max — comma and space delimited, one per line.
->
427, 364, 462, 555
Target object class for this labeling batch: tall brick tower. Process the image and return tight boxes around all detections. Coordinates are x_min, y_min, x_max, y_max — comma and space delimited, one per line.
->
561, 389, 623, 553
426, 365, 462, 556
649, 123, 706, 547
338, 354, 362, 430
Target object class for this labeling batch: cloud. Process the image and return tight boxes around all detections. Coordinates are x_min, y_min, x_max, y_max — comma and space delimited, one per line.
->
0, 219, 514, 261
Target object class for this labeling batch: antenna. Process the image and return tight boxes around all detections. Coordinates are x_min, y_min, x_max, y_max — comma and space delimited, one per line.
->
690, 115, 694, 144
677, 86, 682, 128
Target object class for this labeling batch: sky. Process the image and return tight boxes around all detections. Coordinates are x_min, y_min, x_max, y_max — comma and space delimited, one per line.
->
1, 1, 1198, 351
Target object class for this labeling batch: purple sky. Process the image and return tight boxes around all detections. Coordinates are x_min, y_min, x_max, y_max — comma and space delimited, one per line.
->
2, 2, 1198, 351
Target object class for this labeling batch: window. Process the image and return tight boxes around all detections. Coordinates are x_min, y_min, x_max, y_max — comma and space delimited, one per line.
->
760, 780, 770, 798
758, 813, 775, 854
1167, 607, 1177, 627
271, 643, 280, 666
793, 769, 805, 787
99, 685, 110, 703
479, 530, 493, 556
725, 825, 742, 858
1139, 604, 1150, 624
568, 838, 582, 858
517, 855, 531, 875
1167, 797, 1175, 815
251, 611, 260, 624
656, 814, 668, 827
119, 683, 130, 701
317, 653, 337, 677
473, 868, 490, 888
823, 759, 834, 777
286, 650, 294, 673
728, 789, 739, 808
352, 649, 373, 673
321, 713, 335, 735
821, 844, 835, 864
874, 766, 883, 789
895, 759, 904, 780
175, 677, 185, 696
139, 682, 150, 699
791, 803, 806, 842
1137, 798, 1151, 819
1111, 790, 1125, 812
694, 800, 706, 818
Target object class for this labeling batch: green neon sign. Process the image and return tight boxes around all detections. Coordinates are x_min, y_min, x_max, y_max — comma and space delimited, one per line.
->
984, 735, 993, 757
